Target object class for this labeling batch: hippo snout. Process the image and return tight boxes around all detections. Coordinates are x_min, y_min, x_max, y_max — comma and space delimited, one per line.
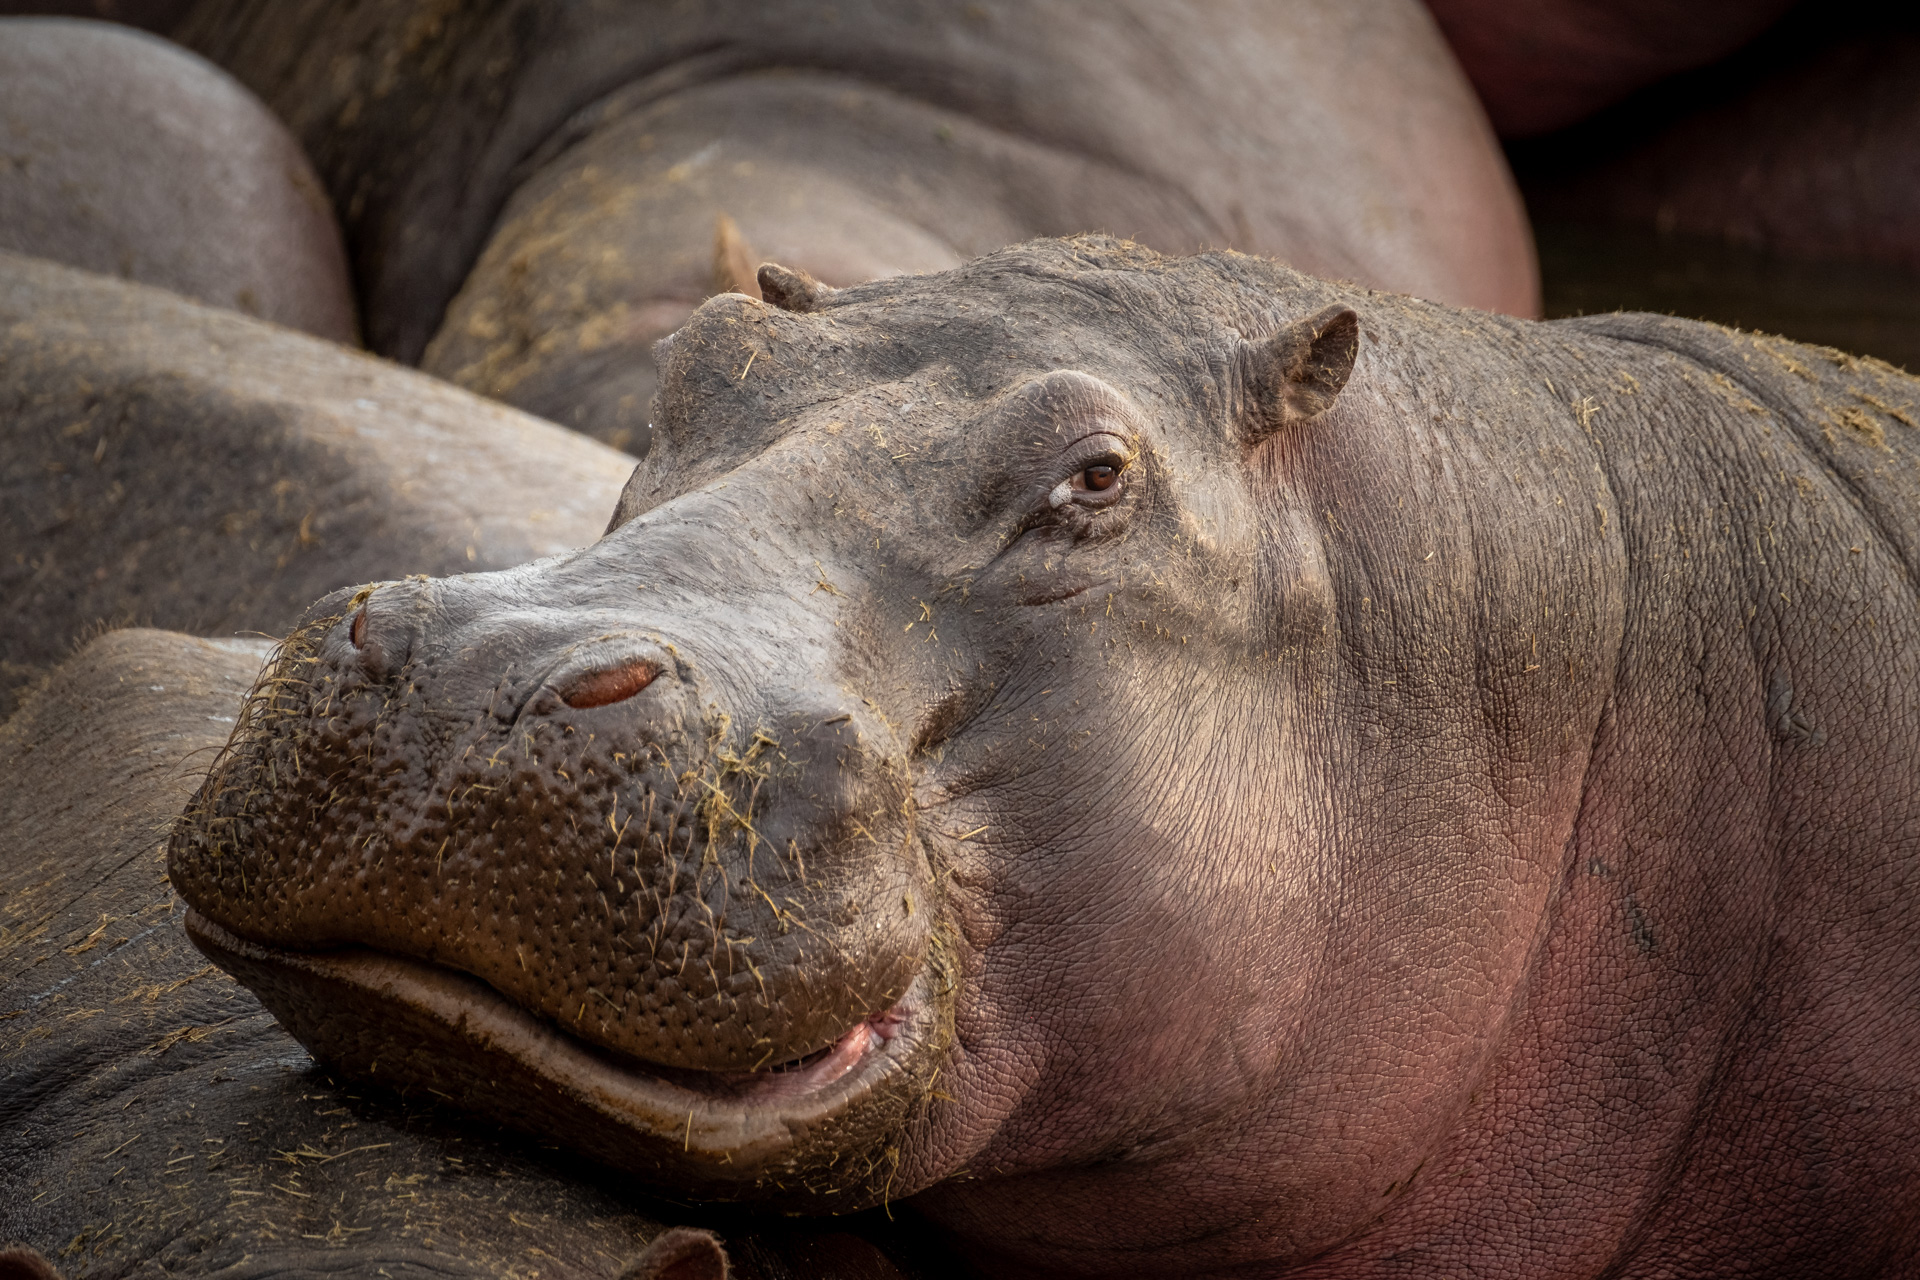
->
339, 576, 429, 680
346, 581, 664, 712
169, 572, 936, 1086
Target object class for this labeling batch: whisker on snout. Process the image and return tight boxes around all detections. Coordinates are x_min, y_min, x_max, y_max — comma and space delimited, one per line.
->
559, 660, 660, 709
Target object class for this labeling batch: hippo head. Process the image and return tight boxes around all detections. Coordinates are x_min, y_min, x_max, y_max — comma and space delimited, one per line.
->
171, 238, 1612, 1265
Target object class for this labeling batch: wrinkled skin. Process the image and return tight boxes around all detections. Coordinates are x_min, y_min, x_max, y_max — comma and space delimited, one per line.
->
0, 19, 354, 342
0, 630, 943, 1279
170, 238, 1920, 1276
172, 0, 1537, 452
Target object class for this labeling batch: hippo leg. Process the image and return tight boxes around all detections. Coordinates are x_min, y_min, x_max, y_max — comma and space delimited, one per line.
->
0, 17, 355, 341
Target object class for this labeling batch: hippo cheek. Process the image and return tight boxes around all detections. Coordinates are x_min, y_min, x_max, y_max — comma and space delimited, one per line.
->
167, 608, 953, 1201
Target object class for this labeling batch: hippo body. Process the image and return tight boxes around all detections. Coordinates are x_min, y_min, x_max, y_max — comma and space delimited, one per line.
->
0, 630, 943, 1279
1515, 11, 1920, 388
0, 250, 633, 719
172, 0, 1536, 452
165, 237, 1920, 1276
0, 18, 355, 343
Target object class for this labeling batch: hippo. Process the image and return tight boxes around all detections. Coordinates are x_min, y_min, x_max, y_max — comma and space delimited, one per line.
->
170, 0, 1538, 452
167, 236, 1920, 1276
1524, 30, 1920, 274
0, 18, 355, 343
0, 629, 946, 1279
0, 249, 631, 720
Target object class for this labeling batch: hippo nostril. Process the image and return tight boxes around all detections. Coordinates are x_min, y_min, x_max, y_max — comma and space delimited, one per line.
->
559, 660, 660, 709
349, 607, 368, 649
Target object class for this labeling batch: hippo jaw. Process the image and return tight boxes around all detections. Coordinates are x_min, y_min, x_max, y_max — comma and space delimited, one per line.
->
167, 567, 951, 1203
181, 910, 950, 1198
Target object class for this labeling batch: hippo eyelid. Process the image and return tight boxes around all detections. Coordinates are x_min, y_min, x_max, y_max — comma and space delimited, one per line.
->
1054, 429, 1133, 464
1059, 423, 1135, 451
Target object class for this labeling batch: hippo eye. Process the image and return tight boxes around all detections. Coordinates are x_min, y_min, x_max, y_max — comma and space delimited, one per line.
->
1050, 452, 1129, 510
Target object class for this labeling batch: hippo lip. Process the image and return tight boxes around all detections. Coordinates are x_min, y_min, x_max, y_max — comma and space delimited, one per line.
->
182, 910, 942, 1192
648, 999, 912, 1102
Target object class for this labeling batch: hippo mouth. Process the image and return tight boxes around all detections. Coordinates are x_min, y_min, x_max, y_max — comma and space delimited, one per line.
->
183, 911, 948, 1202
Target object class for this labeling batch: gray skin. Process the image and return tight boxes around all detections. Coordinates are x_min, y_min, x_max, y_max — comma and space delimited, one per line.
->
0, 250, 632, 721
0, 630, 938, 1280
168, 237, 1920, 1277
171, 0, 1538, 454
0, 19, 355, 343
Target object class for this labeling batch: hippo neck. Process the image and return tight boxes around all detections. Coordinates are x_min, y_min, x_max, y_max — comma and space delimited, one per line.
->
1343, 317, 1920, 1273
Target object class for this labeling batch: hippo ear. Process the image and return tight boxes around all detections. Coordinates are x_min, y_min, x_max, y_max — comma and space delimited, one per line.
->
757, 262, 836, 313
1242, 304, 1360, 444
712, 213, 762, 299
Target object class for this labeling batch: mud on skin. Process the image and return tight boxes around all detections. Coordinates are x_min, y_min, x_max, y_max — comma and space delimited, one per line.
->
172, 238, 1920, 1277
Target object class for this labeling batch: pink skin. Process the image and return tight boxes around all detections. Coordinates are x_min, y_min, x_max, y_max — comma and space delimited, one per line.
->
901, 694, 1588, 1274
711, 1005, 914, 1103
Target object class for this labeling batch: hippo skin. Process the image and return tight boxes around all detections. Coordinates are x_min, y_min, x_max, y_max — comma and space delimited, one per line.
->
1524, 33, 1920, 279
170, 0, 1538, 453
1512, 13, 1920, 392
166, 237, 1920, 1277
0, 250, 632, 720
0, 19, 355, 344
